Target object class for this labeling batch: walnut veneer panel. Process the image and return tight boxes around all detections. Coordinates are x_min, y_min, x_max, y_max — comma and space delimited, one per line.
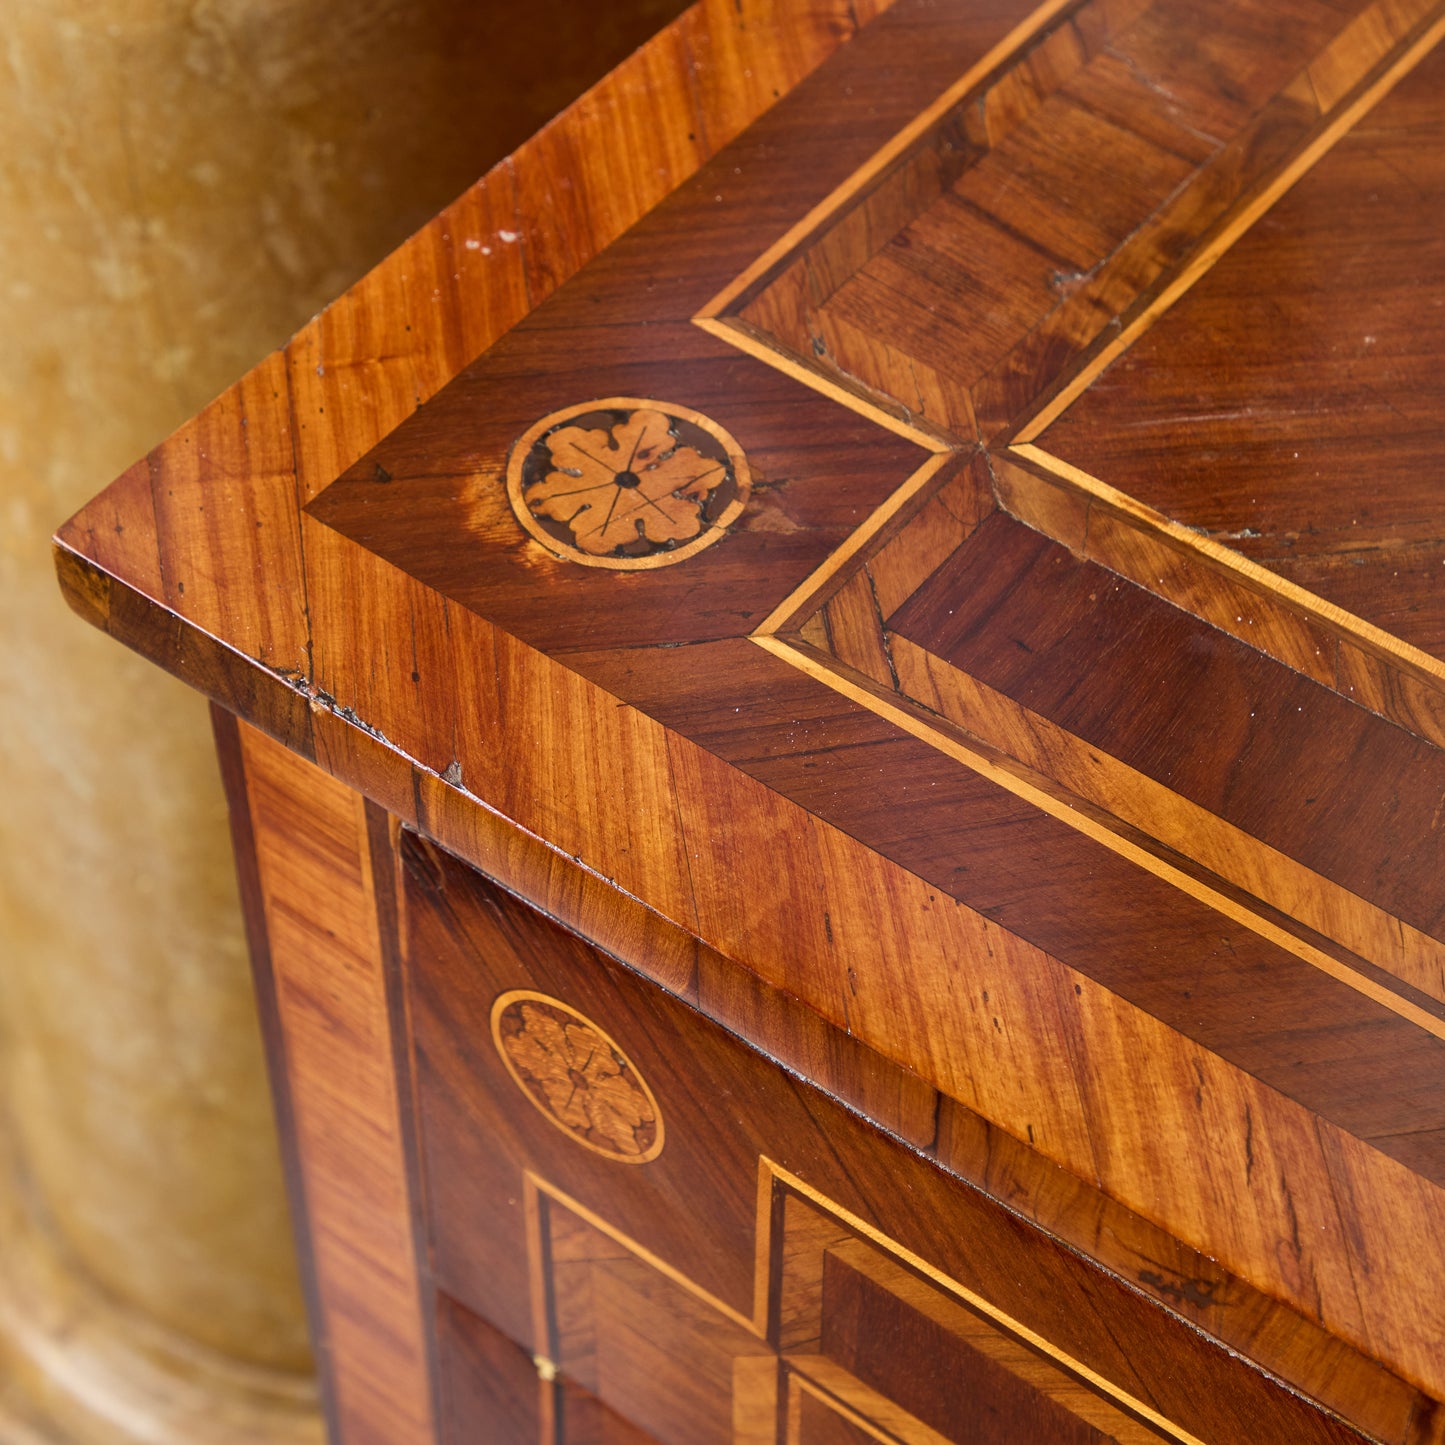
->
1037, 41, 1445, 656
56, 0, 1445, 1431
215, 717, 433, 1445
408, 835, 1392, 1445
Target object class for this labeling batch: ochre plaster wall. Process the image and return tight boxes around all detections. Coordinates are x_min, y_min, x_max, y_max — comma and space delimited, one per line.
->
0, 1, 686, 1437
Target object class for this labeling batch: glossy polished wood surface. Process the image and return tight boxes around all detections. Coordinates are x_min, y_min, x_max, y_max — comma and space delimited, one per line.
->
1039, 40, 1445, 657
216, 715, 434, 1445
57, 0, 1445, 1439
407, 834, 1387, 1445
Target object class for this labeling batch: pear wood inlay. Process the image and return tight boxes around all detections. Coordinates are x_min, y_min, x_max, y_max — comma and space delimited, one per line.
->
505, 397, 752, 569
492, 990, 664, 1163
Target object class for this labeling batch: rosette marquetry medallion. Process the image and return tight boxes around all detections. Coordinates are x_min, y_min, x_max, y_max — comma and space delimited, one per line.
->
490, 991, 664, 1163
505, 398, 751, 569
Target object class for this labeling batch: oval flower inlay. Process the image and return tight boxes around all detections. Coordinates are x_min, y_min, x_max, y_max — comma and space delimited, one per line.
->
491, 990, 664, 1163
505, 397, 750, 569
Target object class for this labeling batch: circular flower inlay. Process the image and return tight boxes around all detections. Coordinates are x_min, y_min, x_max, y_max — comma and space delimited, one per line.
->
491, 991, 663, 1163
505, 397, 751, 569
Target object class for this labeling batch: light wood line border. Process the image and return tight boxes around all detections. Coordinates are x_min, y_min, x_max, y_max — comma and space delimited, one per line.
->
767, 1163, 1205, 1445
752, 633, 1445, 1043
1009, 444, 1445, 689
754, 448, 953, 635
694, 0, 1081, 319
887, 633, 1445, 1005
1011, 7, 1445, 445
695, 317, 952, 451
522, 1157, 1208, 1445
787, 1372, 913, 1445
525, 1170, 765, 1337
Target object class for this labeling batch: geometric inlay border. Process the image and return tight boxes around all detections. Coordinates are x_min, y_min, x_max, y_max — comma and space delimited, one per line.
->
689, 0, 1445, 1043
523, 1157, 1205, 1444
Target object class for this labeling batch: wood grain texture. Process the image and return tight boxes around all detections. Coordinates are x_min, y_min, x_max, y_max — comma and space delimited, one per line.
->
57, 0, 901, 666
53, 0, 1445, 1429
819, 1243, 1164, 1443
887, 513, 1445, 963
887, 631, 1445, 1006
722, 0, 1439, 440
144, 352, 310, 676
585, 630, 1445, 1148
405, 839, 1406, 1444
433, 1293, 546, 1445
1037, 39, 1445, 658
222, 721, 434, 1445
658, 688, 1445, 1400
212, 706, 336, 1437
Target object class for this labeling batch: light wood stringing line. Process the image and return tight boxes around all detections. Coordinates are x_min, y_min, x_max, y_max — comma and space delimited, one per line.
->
524, 1158, 1207, 1445
752, 633, 1445, 1043
1011, 443, 1445, 689
694, 0, 1080, 318
1011, 7, 1445, 446
694, 317, 950, 452
767, 1162, 1207, 1445
888, 635, 1445, 1004
752, 448, 953, 636
528, 1171, 764, 1337
789, 1372, 913, 1445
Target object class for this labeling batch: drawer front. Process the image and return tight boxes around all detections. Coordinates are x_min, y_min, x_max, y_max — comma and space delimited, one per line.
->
399, 832, 1369, 1445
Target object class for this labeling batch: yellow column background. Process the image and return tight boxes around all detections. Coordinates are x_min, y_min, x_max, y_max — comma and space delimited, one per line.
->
0, 1, 684, 1439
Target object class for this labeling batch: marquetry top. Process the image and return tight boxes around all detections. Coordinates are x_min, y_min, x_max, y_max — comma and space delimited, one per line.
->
57, 0, 1445, 1415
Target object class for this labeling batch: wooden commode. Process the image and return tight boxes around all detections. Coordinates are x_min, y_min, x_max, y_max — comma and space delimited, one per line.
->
56, 0, 1445, 1440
